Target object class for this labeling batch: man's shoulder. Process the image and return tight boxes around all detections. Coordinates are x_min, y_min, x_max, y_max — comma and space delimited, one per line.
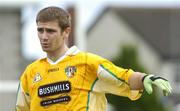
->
20, 58, 47, 84
26, 58, 47, 69
85, 52, 105, 60
78, 51, 107, 64
72, 46, 104, 60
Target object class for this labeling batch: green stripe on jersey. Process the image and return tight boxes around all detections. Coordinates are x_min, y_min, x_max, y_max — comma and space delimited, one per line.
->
86, 78, 98, 111
100, 64, 129, 85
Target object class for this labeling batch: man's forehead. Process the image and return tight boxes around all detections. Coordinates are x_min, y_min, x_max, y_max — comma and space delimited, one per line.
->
37, 21, 59, 28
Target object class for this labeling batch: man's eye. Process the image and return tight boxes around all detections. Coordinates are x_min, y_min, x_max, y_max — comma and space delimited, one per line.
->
46, 29, 56, 33
37, 28, 44, 33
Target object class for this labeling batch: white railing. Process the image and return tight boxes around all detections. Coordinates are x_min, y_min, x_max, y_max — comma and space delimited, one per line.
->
0, 81, 19, 93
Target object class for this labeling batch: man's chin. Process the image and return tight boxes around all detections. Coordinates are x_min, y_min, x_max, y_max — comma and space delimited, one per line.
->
42, 48, 50, 52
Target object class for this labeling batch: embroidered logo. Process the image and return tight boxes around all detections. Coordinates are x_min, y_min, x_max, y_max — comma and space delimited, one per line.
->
33, 73, 42, 83
48, 67, 59, 73
65, 66, 77, 78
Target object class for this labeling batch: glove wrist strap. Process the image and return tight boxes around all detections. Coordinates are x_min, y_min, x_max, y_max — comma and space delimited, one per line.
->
142, 74, 149, 82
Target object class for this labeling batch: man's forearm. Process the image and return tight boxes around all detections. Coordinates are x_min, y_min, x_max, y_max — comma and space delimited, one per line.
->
128, 72, 145, 90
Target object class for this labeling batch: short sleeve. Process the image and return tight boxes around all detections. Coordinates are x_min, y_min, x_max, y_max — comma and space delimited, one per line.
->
16, 67, 31, 111
96, 60, 142, 100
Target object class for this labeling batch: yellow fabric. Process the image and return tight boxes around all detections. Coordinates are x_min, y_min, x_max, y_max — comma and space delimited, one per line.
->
16, 46, 142, 111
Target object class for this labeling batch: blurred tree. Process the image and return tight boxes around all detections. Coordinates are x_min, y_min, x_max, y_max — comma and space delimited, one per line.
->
106, 44, 168, 111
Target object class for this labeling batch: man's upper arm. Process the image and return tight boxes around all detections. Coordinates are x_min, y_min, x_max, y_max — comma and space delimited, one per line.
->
16, 67, 31, 111
16, 81, 30, 111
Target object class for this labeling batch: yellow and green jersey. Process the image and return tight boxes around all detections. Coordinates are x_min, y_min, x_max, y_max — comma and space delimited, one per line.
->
16, 46, 142, 111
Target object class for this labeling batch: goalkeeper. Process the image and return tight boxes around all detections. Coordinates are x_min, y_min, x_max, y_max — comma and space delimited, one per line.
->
15, 6, 172, 111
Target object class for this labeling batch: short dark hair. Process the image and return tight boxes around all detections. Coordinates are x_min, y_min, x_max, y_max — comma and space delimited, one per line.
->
36, 6, 71, 31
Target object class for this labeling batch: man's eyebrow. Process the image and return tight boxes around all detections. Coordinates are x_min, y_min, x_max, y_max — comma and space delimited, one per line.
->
46, 28, 57, 32
37, 27, 43, 31
37, 27, 42, 29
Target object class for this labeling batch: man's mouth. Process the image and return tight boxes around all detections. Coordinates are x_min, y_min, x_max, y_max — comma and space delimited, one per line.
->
41, 43, 49, 48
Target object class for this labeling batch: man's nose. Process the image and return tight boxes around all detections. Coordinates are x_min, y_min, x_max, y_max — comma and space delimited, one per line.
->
41, 32, 48, 41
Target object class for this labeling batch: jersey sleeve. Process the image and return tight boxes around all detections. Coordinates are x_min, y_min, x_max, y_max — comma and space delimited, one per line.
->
86, 53, 142, 100
16, 67, 31, 111
97, 60, 142, 100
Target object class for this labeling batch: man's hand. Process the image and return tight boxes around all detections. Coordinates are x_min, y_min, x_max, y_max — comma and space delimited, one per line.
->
142, 74, 172, 96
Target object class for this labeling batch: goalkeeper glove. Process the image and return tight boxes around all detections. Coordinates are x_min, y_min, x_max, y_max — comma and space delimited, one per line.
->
142, 74, 172, 96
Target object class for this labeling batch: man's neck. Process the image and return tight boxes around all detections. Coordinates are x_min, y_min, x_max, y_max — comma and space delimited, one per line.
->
47, 45, 69, 62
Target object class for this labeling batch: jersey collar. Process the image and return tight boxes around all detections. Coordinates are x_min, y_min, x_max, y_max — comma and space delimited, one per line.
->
47, 46, 80, 65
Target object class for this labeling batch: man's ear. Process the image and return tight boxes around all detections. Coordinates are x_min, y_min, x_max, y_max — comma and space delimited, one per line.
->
63, 27, 71, 39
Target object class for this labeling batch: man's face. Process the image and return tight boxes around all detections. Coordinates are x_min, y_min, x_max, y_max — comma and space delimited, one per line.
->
37, 21, 66, 53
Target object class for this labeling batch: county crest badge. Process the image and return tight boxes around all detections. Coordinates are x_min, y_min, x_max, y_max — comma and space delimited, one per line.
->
33, 73, 42, 83
65, 66, 77, 78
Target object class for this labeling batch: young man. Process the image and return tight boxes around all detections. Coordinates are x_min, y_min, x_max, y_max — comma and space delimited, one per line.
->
16, 6, 172, 111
